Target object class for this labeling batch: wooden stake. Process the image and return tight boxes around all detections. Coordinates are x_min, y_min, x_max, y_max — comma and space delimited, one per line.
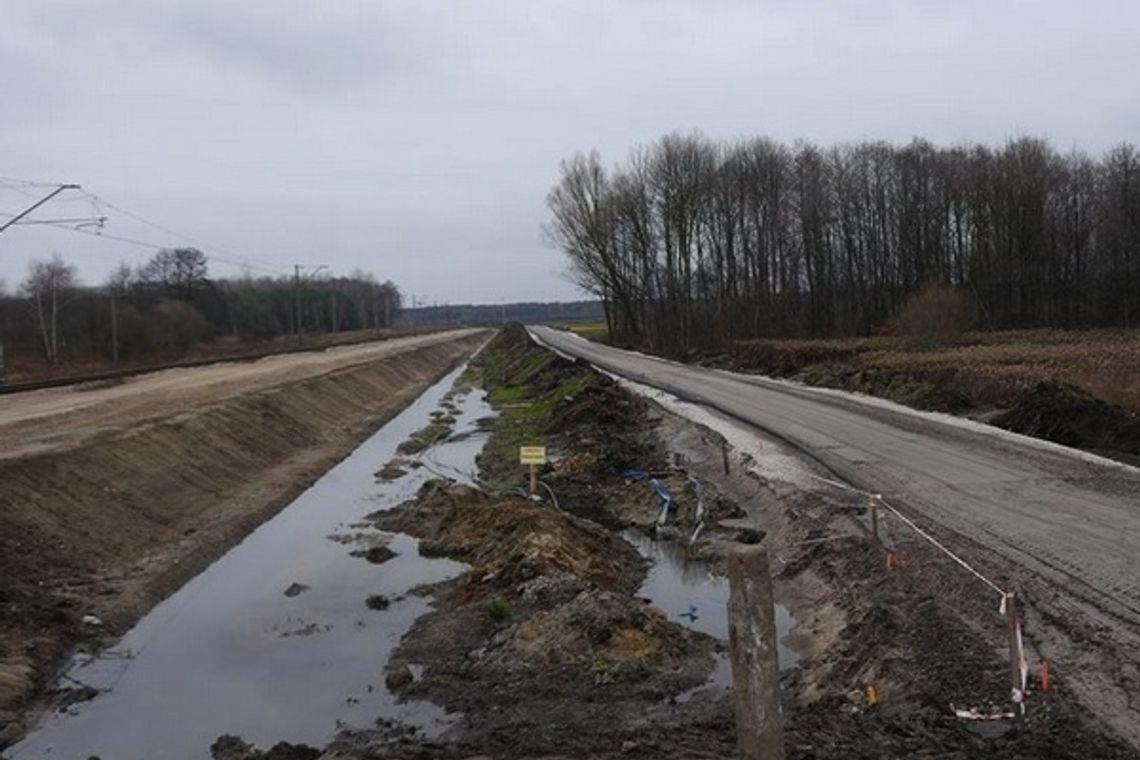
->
529, 463, 537, 496
727, 546, 786, 760
1005, 591, 1024, 719
722, 440, 731, 475
869, 494, 881, 549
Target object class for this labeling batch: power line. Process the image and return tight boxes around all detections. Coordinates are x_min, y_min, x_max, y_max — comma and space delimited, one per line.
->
77, 190, 286, 273
0, 174, 292, 276
28, 218, 288, 276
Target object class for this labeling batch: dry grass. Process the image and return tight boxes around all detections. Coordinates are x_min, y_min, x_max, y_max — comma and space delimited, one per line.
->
734, 329, 1140, 413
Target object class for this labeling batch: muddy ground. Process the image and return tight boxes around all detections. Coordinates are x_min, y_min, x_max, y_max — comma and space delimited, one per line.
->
215, 325, 1137, 759
711, 333, 1140, 465
0, 330, 488, 748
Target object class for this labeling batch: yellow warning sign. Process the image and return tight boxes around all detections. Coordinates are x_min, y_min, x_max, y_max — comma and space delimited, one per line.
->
519, 446, 547, 465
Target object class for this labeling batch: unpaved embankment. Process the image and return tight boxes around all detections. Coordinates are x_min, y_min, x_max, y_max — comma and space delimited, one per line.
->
0, 329, 488, 742
246, 325, 1133, 760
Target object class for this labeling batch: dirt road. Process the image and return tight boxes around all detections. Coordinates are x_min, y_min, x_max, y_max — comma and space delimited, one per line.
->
0, 329, 483, 458
530, 325, 1140, 748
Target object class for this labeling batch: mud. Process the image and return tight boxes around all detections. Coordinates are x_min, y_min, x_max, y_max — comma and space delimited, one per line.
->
11, 325, 1136, 758
298, 325, 1138, 759
992, 381, 1140, 463
717, 340, 1140, 464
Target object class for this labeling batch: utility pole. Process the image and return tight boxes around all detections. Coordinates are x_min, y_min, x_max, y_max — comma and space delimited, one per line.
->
0, 183, 80, 382
110, 290, 119, 364
0, 184, 80, 234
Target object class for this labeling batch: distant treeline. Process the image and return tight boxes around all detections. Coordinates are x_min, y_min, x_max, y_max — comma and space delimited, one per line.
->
403, 299, 603, 327
0, 247, 402, 369
547, 135, 1140, 350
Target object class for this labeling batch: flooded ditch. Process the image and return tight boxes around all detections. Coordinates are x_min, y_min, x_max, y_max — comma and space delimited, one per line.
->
621, 529, 798, 699
7, 353, 801, 759
6, 364, 491, 760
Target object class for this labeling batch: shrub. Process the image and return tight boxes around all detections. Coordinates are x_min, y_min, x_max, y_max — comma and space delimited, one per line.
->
151, 299, 210, 354
890, 285, 975, 347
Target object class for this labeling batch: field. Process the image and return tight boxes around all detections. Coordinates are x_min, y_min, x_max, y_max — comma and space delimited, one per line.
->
564, 321, 610, 342
731, 329, 1140, 413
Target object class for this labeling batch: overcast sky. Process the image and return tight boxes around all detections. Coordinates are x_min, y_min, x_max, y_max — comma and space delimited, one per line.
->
1, 1, 1137, 304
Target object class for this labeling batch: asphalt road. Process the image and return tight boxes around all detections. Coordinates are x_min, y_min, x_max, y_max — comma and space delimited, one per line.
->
529, 325, 1140, 626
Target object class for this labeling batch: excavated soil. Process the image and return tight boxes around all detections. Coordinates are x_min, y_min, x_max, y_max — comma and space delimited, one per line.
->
0, 331, 487, 746
992, 381, 1140, 463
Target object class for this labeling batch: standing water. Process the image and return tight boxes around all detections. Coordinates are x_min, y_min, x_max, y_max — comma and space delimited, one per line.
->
7, 364, 494, 760
621, 529, 798, 695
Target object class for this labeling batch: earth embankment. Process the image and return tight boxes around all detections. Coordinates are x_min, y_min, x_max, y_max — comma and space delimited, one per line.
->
0, 329, 488, 738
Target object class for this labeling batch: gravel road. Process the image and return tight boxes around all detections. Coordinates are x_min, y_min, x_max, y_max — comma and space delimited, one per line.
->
530, 325, 1140, 748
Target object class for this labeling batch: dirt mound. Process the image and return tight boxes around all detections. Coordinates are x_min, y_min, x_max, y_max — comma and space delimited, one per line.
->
502, 588, 694, 667
376, 484, 643, 599
993, 382, 1140, 460
210, 735, 319, 760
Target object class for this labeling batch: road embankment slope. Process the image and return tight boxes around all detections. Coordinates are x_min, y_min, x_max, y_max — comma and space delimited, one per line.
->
0, 329, 488, 731
529, 324, 1140, 747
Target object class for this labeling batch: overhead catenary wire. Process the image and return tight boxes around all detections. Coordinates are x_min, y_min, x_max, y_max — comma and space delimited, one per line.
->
24, 220, 288, 277
0, 174, 292, 276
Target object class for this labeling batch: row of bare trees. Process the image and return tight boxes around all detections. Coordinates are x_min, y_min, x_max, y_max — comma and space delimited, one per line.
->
1, 247, 403, 372
546, 135, 1140, 350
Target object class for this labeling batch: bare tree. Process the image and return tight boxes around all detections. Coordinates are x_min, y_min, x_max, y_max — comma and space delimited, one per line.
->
139, 247, 209, 301
548, 135, 1140, 348
22, 253, 78, 363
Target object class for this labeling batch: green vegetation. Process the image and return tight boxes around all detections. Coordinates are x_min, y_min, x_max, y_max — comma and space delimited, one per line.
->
484, 596, 512, 622
474, 326, 599, 491
567, 321, 610, 343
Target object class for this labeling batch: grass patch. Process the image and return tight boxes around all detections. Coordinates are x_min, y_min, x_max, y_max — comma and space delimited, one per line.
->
567, 321, 610, 343
484, 596, 512, 622
472, 327, 601, 491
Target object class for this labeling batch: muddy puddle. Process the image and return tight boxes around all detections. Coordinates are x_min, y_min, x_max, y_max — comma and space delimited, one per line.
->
6, 365, 493, 760
621, 529, 797, 697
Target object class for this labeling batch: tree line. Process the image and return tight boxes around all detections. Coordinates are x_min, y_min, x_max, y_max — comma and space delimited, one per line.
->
546, 135, 1140, 350
1, 247, 402, 371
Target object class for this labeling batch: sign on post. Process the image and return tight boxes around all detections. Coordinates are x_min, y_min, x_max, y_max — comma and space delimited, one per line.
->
520, 446, 546, 495
519, 446, 547, 465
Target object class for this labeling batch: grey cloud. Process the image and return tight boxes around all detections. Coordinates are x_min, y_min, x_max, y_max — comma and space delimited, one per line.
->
1, 0, 1138, 303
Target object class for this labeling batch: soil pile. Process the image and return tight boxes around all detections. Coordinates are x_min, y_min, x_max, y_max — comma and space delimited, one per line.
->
368, 482, 717, 756
725, 330, 1140, 462
376, 483, 643, 600
992, 381, 1140, 461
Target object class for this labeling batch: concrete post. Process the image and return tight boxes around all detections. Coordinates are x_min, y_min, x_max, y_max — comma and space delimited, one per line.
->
727, 546, 785, 760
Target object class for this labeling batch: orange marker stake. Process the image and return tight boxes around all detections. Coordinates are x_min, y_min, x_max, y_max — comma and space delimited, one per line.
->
866, 684, 878, 706
1040, 659, 1050, 693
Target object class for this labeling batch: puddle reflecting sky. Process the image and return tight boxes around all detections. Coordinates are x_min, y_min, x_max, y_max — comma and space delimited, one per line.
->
621, 529, 798, 668
7, 365, 492, 760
